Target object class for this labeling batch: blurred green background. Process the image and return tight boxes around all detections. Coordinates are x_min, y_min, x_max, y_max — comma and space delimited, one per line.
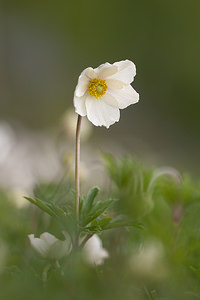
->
1, 0, 200, 172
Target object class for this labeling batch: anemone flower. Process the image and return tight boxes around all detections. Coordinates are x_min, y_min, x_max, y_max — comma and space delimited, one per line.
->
74, 60, 139, 128
83, 234, 109, 266
28, 232, 71, 260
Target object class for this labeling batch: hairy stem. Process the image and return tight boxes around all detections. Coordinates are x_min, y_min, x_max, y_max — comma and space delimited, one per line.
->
75, 114, 82, 221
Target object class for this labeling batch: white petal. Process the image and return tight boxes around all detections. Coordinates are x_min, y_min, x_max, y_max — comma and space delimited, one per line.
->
28, 234, 48, 258
74, 67, 94, 97
74, 77, 89, 98
94, 63, 118, 79
48, 240, 71, 260
40, 232, 58, 246
101, 93, 119, 107
85, 95, 120, 128
100, 248, 109, 259
95, 248, 109, 265
84, 67, 97, 79
83, 235, 109, 266
108, 85, 139, 109
108, 60, 136, 84
86, 234, 102, 251
73, 93, 87, 116
106, 79, 126, 89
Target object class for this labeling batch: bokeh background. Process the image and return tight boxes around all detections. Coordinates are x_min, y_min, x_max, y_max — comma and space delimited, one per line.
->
1, 2, 200, 299
1, 0, 200, 192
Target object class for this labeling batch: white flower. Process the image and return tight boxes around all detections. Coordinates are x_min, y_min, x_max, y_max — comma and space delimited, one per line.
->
61, 109, 92, 141
28, 232, 71, 260
83, 234, 109, 266
129, 240, 168, 280
9, 188, 29, 209
63, 151, 89, 182
73, 60, 139, 128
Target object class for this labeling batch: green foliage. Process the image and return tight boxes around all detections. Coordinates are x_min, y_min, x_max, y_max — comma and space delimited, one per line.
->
103, 154, 156, 218
25, 184, 141, 239
83, 215, 143, 234
2, 156, 200, 299
79, 187, 114, 227
24, 196, 59, 217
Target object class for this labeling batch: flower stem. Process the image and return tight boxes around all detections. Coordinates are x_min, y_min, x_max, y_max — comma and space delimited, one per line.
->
55, 260, 64, 276
42, 263, 51, 283
79, 234, 93, 249
75, 114, 82, 221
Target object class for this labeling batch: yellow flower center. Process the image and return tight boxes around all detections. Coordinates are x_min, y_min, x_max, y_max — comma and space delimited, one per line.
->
88, 78, 108, 99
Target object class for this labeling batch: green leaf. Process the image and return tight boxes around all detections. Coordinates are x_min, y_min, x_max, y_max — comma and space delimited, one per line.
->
82, 215, 143, 234
101, 215, 143, 230
79, 187, 101, 226
98, 218, 112, 227
90, 220, 98, 227
24, 197, 57, 217
81, 224, 101, 234
50, 203, 66, 217
82, 199, 114, 226
79, 195, 86, 214
85, 187, 100, 212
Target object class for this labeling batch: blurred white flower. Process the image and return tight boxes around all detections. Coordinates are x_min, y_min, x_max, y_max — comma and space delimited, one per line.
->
0, 123, 15, 165
9, 188, 29, 209
61, 109, 92, 141
129, 240, 168, 280
28, 232, 71, 260
63, 151, 89, 182
0, 124, 63, 192
83, 234, 109, 266
74, 60, 139, 128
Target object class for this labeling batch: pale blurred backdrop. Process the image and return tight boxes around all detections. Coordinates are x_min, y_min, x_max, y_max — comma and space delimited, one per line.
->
1, 0, 200, 191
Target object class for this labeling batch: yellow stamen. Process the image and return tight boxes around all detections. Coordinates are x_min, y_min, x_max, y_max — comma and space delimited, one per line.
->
88, 78, 108, 99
